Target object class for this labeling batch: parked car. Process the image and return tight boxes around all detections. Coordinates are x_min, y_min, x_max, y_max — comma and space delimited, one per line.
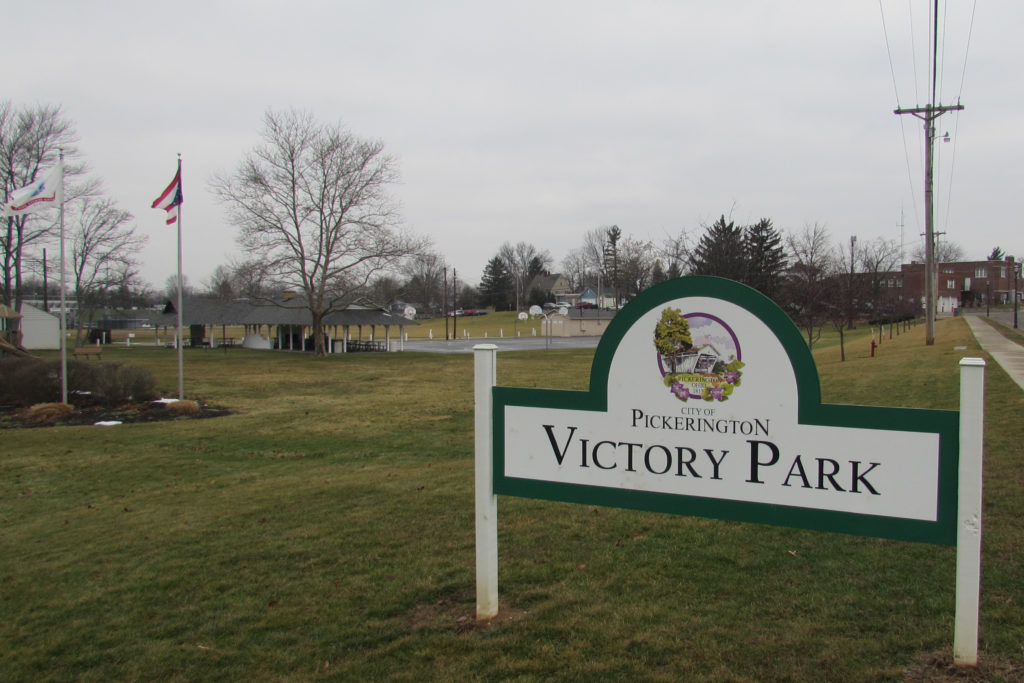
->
575, 301, 597, 309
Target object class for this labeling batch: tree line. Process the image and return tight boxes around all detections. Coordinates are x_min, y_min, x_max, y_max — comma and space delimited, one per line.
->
1, 101, 147, 347
464, 215, 984, 360
4, 103, 984, 359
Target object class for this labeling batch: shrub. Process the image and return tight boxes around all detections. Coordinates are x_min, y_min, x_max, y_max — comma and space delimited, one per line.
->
94, 364, 158, 405
165, 400, 199, 417
0, 358, 59, 406
0, 358, 156, 408
26, 402, 74, 425
67, 361, 100, 400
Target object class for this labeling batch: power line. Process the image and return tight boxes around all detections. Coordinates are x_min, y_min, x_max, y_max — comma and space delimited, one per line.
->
878, 0, 902, 109
909, 0, 921, 105
956, 0, 978, 100
880, 1, 923, 235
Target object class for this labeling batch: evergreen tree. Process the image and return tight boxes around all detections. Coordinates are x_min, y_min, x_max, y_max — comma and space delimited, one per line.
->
743, 218, 787, 299
477, 256, 514, 310
688, 215, 745, 281
526, 255, 548, 282
651, 259, 667, 286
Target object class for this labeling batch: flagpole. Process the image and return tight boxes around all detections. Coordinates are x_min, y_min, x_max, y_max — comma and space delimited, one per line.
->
58, 149, 68, 405
175, 154, 184, 400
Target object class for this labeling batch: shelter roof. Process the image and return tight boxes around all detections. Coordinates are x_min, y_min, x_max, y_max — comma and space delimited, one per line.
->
150, 297, 418, 328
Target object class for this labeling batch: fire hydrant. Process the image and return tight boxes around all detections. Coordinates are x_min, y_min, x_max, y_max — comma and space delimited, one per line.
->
870, 339, 877, 357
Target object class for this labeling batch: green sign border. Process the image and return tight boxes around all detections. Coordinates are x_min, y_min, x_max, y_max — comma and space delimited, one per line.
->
492, 276, 959, 545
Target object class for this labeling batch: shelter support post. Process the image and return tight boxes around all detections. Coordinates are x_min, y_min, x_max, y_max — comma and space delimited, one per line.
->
474, 344, 498, 619
954, 357, 985, 666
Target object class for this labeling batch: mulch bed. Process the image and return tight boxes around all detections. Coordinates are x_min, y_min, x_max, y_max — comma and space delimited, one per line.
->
0, 401, 232, 428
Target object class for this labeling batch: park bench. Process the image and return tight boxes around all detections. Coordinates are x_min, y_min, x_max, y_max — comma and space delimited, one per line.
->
72, 347, 102, 360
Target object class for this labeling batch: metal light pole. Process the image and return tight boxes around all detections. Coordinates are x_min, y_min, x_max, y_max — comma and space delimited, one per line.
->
1014, 262, 1020, 329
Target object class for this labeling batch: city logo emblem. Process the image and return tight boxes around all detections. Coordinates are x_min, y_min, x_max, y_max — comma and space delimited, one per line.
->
655, 307, 744, 402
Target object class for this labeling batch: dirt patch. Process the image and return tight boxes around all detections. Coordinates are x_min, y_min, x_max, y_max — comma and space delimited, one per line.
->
903, 651, 1024, 682
408, 593, 527, 634
0, 400, 232, 428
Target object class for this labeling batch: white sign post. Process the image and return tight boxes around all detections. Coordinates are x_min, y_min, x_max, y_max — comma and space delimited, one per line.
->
474, 344, 498, 619
954, 357, 985, 666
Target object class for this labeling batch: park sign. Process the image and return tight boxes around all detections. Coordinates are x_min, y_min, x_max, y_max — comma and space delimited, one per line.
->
491, 276, 958, 544
475, 275, 984, 664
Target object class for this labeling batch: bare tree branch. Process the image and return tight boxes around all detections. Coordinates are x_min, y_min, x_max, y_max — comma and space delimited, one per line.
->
212, 109, 429, 355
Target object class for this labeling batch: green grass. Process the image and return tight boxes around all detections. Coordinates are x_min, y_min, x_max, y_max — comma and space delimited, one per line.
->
2, 317, 1023, 680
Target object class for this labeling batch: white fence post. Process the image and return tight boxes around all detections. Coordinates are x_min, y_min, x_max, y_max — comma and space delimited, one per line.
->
474, 344, 499, 619
954, 357, 985, 666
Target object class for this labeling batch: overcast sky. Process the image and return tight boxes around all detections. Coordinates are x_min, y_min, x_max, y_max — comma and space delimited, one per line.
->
7, 1, 1021, 291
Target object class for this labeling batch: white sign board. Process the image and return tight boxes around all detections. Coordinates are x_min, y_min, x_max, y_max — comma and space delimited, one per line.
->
492, 277, 958, 544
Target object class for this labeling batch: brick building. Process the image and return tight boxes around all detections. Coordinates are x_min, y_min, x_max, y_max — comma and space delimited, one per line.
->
876, 256, 1020, 314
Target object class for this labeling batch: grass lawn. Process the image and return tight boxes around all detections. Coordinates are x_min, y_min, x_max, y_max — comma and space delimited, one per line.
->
2, 317, 1023, 680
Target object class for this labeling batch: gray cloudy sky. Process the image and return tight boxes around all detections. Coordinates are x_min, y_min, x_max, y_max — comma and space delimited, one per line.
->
7, 1, 1021, 290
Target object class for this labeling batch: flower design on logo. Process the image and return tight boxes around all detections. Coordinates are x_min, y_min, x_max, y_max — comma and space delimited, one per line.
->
654, 308, 745, 403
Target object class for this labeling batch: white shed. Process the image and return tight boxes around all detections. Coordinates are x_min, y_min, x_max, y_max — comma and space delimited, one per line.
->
19, 303, 60, 350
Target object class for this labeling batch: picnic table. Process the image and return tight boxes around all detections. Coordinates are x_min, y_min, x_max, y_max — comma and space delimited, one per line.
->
345, 340, 387, 352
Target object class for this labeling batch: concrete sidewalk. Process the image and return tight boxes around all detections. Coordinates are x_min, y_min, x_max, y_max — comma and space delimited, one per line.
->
962, 314, 1024, 392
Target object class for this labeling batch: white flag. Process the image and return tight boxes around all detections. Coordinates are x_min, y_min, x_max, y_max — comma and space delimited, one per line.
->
2, 163, 63, 216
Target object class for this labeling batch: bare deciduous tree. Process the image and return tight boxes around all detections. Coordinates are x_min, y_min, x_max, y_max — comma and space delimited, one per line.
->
617, 236, 656, 299
827, 236, 869, 361
0, 101, 91, 313
203, 264, 236, 301
497, 241, 551, 311
213, 109, 428, 355
164, 273, 193, 301
68, 196, 146, 345
910, 238, 964, 264
859, 237, 902, 314
581, 227, 612, 277
560, 247, 588, 292
784, 223, 836, 348
660, 228, 690, 279
401, 251, 448, 313
578, 225, 622, 302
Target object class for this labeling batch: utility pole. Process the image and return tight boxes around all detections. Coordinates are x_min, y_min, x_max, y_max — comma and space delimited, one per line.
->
894, 0, 964, 346
897, 208, 905, 263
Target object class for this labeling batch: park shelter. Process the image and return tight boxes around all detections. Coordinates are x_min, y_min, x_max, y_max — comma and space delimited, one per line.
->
148, 297, 417, 352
